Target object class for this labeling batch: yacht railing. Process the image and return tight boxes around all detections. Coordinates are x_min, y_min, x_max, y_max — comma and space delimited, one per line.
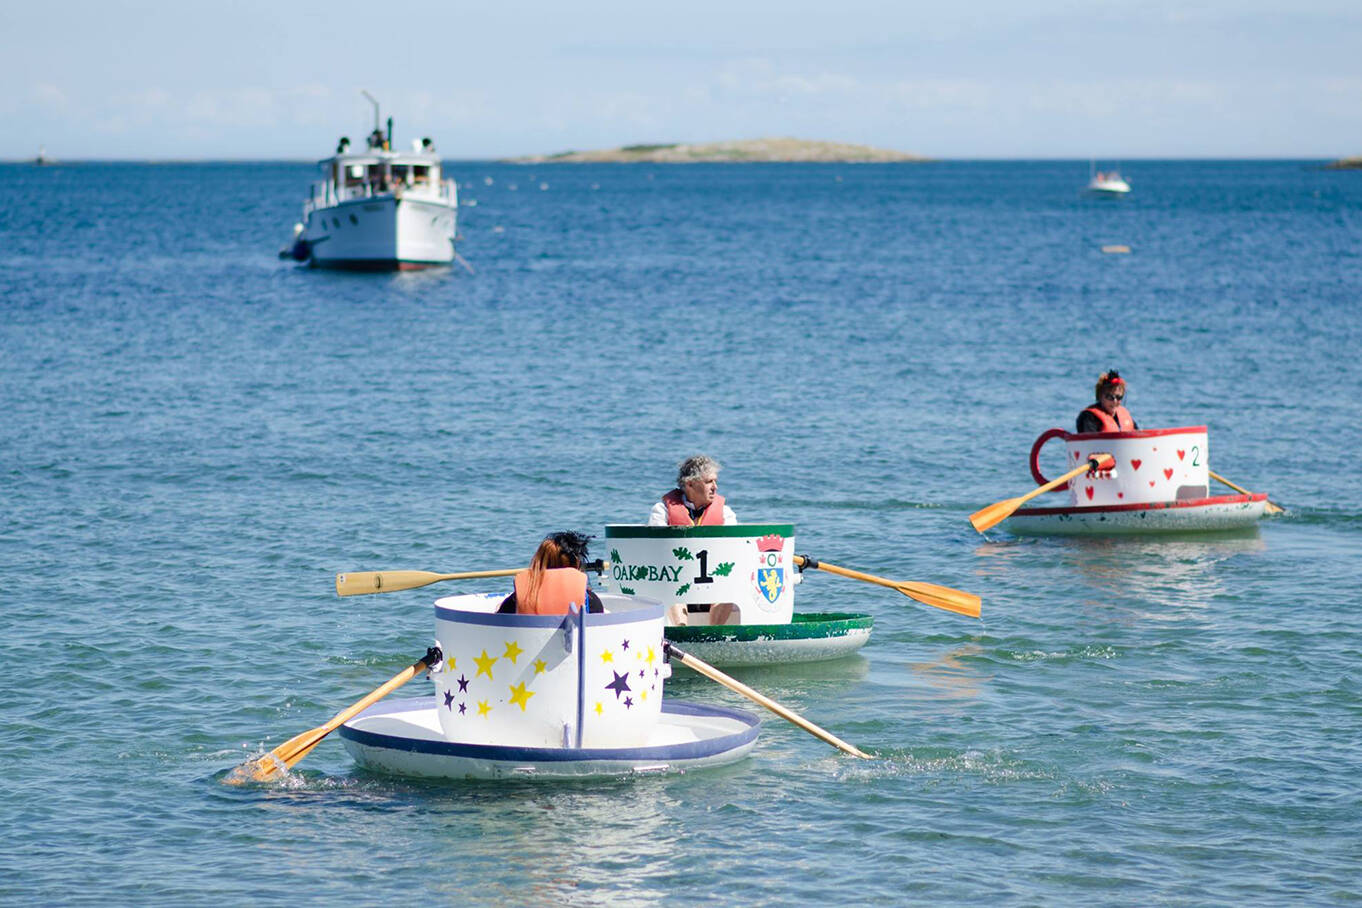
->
303, 178, 456, 216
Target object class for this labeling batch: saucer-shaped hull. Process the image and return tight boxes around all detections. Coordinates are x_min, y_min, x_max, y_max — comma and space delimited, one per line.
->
339, 696, 759, 780
1006, 493, 1267, 535
664, 612, 873, 667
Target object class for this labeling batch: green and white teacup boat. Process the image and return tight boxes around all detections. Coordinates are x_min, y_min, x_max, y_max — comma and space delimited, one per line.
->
603, 524, 874, 668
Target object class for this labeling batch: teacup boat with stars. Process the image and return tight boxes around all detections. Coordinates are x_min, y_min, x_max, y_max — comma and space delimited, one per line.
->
975, 426, 1277, 536
337, 592, 761, 779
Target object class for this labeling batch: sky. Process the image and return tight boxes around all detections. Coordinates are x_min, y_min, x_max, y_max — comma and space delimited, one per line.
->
2, 0, 1360, 160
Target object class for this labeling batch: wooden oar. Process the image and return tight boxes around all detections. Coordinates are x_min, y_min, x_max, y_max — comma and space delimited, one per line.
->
970, 454, 1115, 533
665, 644, 871, 759
792, 554, 980, 618
335, 568, 519, 597
1208, 470, 1284, 515
225, 646, 442, 785
336, 562, 611, 597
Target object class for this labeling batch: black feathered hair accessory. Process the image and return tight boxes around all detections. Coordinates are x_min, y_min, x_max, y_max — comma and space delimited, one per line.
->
546, 531, 593, 566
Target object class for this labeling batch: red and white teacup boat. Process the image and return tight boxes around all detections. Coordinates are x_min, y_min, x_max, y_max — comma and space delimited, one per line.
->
1003, 425, 1270, 535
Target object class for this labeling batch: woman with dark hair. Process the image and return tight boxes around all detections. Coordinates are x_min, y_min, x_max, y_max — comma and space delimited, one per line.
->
1077, 369, 1139, 433
497, 531, 603, 615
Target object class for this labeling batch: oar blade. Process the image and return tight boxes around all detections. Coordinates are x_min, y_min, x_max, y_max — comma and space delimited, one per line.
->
224, 726, 325, 785
969, 496, 1022, 533
335, 570, 446, 596
896, 582, 982, 618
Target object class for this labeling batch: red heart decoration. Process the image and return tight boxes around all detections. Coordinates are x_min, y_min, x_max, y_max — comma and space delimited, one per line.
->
1131, 459, 1142, 471
1177, 449, 1185, 461
1152, 447, 1158, 452
1163, 468, 1174, 480
1117, 492, 1124, 499
1149, 480, 1156, 487
1085, 486, 1094, 500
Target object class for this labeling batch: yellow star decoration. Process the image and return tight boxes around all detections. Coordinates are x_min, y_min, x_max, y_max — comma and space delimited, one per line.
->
533, 659, 547, 675
594, 702, 604, 715
502, 640, 523, 664
477, 700, 492, 717
645, 646, 656, 665
474, 649, 497, 680
444, 655, 456, 670
599, 649, 613, 664
508, 682, 535, 712
641, 689, 648, 701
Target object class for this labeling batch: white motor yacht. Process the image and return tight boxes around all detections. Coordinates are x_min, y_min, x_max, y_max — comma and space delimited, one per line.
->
284, 93, 458, 269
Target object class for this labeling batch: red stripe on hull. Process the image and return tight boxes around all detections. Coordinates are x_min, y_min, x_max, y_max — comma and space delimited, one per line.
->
1014, 492, 1265, 517
1066, 424, 1208, 441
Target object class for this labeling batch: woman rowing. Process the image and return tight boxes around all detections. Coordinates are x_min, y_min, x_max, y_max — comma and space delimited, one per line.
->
1076, 369, 1139, 433
497, 531, 603, 615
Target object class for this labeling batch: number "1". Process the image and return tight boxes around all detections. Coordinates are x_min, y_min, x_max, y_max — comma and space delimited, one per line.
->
694, 549, 714, 584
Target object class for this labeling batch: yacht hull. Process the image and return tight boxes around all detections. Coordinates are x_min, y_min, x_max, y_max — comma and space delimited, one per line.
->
303, 195, 456, 269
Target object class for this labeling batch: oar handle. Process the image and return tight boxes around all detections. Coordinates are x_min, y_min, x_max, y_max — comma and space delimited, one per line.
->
665, 644, 871, 759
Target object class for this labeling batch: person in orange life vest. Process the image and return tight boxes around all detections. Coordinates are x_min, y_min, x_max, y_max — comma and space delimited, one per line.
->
1076, 369, 1138, 434
647, 454, 737, 527
497, 531, 603, 615
647, 455, 738, 626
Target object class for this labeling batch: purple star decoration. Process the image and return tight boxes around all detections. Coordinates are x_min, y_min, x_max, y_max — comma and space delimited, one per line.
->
605, 670, 632, 700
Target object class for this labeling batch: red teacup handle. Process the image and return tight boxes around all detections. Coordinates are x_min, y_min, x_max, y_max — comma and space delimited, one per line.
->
1029, 428, 1072, 489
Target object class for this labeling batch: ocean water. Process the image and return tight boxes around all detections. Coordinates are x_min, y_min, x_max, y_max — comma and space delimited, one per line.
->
2, 159, 1361, 905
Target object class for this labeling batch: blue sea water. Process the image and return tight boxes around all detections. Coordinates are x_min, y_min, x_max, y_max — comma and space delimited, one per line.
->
2, 159, 1361, 905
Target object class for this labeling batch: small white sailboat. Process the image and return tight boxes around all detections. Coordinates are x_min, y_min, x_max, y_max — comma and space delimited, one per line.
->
1083, 161, 1130, 197
283, 91, 458, 270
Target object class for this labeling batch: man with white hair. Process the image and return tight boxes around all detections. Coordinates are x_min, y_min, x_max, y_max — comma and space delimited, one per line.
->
648, 455, 738, 625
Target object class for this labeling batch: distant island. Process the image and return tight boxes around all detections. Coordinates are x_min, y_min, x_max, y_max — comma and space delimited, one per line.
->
512, 137, 927, 164
1326, 157, 1362, 170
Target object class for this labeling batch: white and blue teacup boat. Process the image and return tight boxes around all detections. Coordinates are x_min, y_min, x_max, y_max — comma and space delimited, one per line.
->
338, 592, 760, 779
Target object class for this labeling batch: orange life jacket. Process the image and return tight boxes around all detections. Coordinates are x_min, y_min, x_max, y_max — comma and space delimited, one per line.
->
1081, 405, 1136, 432
662, 488, 727, 526
512, 568, 589, 615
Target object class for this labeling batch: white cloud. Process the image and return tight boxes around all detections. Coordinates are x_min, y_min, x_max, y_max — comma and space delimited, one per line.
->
30, 83, 69, 110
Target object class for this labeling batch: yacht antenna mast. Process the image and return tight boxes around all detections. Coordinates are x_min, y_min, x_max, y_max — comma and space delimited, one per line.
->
361, 90, 380, 134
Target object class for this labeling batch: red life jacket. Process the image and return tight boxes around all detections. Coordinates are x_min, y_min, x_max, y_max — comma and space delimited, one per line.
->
1081, 405, 1136, 432
662, 488, 727, 526
512, 568, 589, 615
